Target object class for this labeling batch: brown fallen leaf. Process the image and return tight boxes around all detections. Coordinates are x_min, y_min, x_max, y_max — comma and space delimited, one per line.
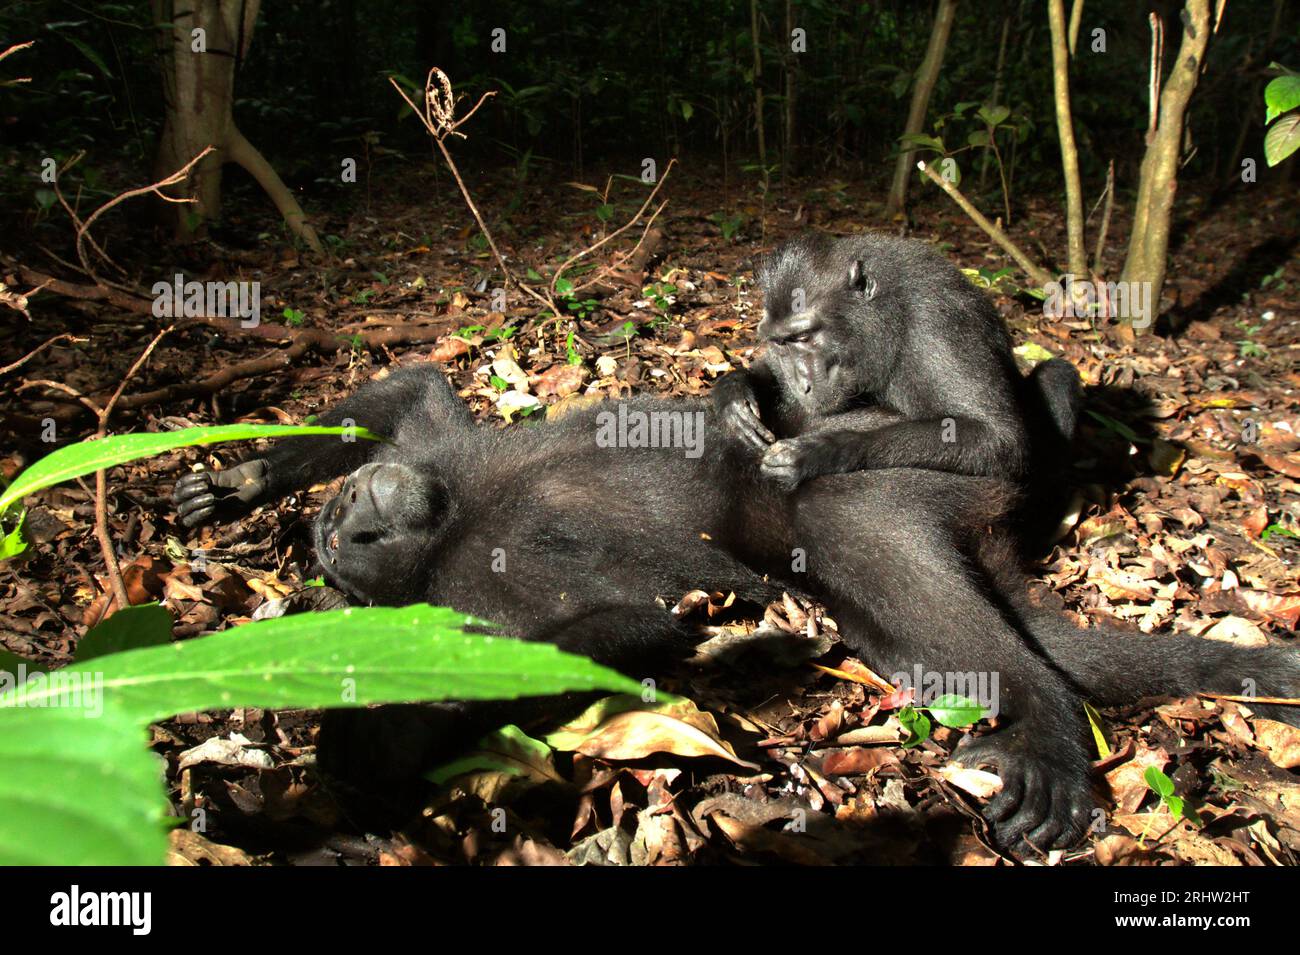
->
814, 656, 896, 694
166, 829, 252, 866
821, 746, 898, 776
429, 335, 470, 362
1253, 719, 1300, 769
1105, 744, 1171, 814
1253, 452, 1300, 480
1203, 615, 1268, 647
937, 765, 1005, 799
546, 696, 760, 769
531, 362, 589, 398
82, 556, 172, 625
1112, 812, 1182, 842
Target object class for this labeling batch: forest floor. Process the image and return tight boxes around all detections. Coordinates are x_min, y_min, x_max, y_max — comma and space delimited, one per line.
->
2, 163, 1298, 865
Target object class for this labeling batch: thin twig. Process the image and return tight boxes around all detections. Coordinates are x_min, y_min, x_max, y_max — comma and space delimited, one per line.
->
0, 333, 81, 376
0, 278, 53, 320
0, 40, 34, 86
1092, 160, 1115, 276
560, 161, 677, 297
72, 147, 214, 287
89, 325, 174, 616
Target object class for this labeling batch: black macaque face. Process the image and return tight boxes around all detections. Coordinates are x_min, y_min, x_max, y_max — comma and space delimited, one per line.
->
758, 258, 878, 413
313, 462, 442, 604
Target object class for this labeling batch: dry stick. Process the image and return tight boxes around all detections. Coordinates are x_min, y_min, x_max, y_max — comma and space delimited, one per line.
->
1202, 692, 1300, 706
89, 325, 176, 615
1092, 159, 1115, 276
4, 318, 459, 432
392, 68, 678, 335
559, 161, 677, 296
15, 378, 130, 611
51, 152, 120, 284
386, 72, 556, 312
916, 160, 1053, 287
71, 147, 215, 290
0, 333, 81, 377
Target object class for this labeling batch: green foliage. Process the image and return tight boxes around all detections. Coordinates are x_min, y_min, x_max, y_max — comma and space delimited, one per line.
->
556, 276, 598, 320
641, 281, 677, 317
898, 694, 987, 748
1143, 766, 1203, 827
565, 330, 583, 366
898, 704, 931, 749
1263, 67, 1300, 167
0, 603, 640, 864
710, 212, 744, 242
1263, 71, 1300, 124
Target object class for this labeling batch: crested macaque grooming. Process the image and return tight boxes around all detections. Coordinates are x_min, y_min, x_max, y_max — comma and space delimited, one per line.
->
174, 365, 1299, 852
713, 232, 1082, 493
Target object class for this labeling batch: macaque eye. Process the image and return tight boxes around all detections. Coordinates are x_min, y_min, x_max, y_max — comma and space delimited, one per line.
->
788, 332, 812, 344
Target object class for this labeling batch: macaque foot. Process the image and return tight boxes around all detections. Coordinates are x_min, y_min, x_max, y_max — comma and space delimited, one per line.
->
952, 729, 1095, 854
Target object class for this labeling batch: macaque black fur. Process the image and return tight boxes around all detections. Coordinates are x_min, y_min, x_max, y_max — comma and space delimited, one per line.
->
713, 232, 1082, 510
173, 365, 1299, 853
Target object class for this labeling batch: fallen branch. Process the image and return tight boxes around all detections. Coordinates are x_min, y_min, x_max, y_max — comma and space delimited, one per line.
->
916, 160, 1054, 288
6, 318, 458, 432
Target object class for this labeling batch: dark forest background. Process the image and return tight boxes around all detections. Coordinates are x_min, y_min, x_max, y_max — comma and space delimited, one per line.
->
1, 0, 1294, 232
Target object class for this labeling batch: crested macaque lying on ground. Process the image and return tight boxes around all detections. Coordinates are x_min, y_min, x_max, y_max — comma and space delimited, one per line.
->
174, 364, 1299, 853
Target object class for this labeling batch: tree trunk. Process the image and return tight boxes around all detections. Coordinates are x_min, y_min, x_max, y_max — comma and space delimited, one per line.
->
153, 0, 321, 252
1121, 0, 1215, 326
886, 0, 959, 219
783, 0, 798, 180
749, 0, 769, 194
1048, 0, 1088, 278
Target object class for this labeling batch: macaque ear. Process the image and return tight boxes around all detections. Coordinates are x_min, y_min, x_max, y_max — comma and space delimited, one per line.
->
847, 260, 878, 299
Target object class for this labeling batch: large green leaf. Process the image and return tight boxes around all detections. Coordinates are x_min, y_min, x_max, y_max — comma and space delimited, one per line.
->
0, 705, 167, 866
2, 604, 642, 721
0, 424, 380, 517
0, 604, 640, 864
